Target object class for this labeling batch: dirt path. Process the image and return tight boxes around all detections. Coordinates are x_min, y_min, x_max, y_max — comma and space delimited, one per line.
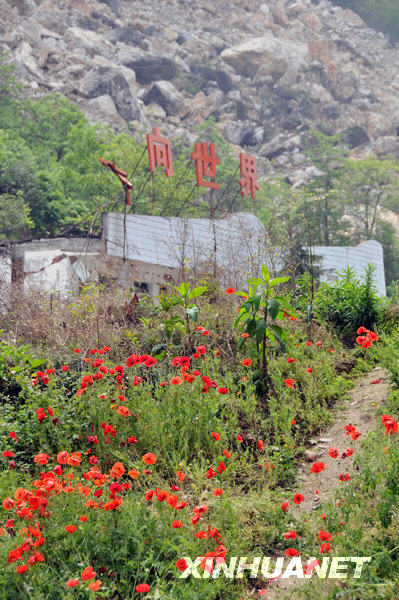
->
264, 366, 391, 598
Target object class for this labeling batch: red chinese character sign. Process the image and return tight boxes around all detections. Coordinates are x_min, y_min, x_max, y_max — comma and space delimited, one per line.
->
239, 152, 259, 200
98, 158, 133, 205
191, 142, 221, 189
146, 127, 173, 177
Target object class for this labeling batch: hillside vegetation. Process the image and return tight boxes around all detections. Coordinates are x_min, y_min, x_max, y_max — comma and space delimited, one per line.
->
334, 0, 399, 41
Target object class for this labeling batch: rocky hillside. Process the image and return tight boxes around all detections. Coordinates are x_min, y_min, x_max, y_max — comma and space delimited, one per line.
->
2, 0, 399, 180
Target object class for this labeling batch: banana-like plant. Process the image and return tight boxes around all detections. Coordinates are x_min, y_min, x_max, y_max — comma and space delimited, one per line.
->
234, 265, 295, 388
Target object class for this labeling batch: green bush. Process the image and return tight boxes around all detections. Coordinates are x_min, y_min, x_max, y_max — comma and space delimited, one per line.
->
314, 264, 386, 341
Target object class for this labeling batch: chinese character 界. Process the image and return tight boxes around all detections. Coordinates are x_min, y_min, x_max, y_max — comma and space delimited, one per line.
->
239, 153, 260, 200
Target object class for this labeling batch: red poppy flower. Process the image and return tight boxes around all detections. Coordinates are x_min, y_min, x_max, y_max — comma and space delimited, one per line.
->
136, 583, 150, 593
258, 440, 264, 450
293, 493, 305, 504
281, 501, 289, 512
285, 548, 299, 557
171, 520, 183, 528
34, 453, 50, 465
225, 287, 236, 294
222, 449, 231, 458
142, 453, 157, 465
66, 579, 79, 588
320, 542, 332, 554
306, 367, 313, 374
144, 357, 157, 367
217, 461, 226, 474
65, 525, 77, 533
287, 357, 295, 363
339, 473, 350, 482
176, 559, 189, 572
73, 348, 81, 353
81, 567, 96, 581
318, 530, 333, 541
16, 564, 28, 574
284, 530, 297, 539
196, 345, 206, 355
242, 358, 252, 367
211, 432, 220, 441
218, 387, 229, 394
2, 451, 14, 458
328, 447, 339, 459
236, 435, 243, 443
284, 378, 295, 389
89, 580, 101, 591
213, 488, 224, 496
311, 462, 325, 473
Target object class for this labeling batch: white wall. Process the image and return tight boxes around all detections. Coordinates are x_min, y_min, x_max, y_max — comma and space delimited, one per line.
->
313, 240, 386, 296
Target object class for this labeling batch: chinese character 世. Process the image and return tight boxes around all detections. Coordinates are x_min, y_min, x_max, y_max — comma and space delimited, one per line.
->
98, 158, 133, 204
239, 153, 260, 200
146, 126, 173, 177
191, 142, 221, 189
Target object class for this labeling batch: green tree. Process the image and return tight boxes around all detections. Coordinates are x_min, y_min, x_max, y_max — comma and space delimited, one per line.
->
0, 192, 33, 240
341, 156, 399, 241
334, 0, 399, 41
305, 131, 349, 246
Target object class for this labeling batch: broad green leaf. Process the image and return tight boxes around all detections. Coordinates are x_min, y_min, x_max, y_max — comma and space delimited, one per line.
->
255, 318, 266, 343
175, 282, 189, 298
247, 277, 264, 288
268, 298, 280, 319
253, 292, 262, 312
261, 264, 270, 282
271, 324, 287, 352
236, 291, 249, 299
247, 318, 257, 337
30, 358, 45, 368
188, 285, 207, 300
269, 276, 290, 288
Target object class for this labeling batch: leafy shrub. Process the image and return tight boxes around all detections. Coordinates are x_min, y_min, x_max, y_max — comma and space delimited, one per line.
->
314, 264, 386, 341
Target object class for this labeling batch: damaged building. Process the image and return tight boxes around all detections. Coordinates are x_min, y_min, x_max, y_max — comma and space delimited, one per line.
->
0, 212, 387, 304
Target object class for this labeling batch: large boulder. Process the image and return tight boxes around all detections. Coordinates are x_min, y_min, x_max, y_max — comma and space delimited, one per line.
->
98, 0, 119, 14
189, 64, 233, 93
79, 66, 141, 122
124, 55, 178, 85
221, 34, 308, 78
14, 41, 41, 78
110, 24, 148, 50
144, 81, 183, 116
331, 70, 358, 102
366, 112, 394, 139
86, 94, 119, 120
64, 27, 111, 54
